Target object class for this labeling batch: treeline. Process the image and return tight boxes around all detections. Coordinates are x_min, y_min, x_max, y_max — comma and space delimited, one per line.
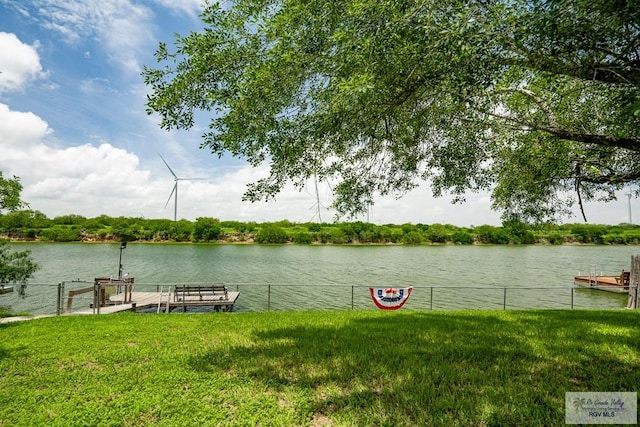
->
2, 210, 640, 245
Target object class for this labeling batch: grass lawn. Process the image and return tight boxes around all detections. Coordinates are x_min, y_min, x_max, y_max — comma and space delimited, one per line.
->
1, 310, 639, 426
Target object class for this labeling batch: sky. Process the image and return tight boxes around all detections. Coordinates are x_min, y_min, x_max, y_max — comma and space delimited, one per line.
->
0, 0, 636, 226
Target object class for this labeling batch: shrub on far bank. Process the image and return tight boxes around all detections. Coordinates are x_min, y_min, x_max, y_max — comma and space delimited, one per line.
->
38, 226, 81, 242
292, 232, 314, 244
452, 230, 474, 244
545, 232, 565, 245
474, 225, 513, 244
403, 231, 424, 245
193, 217, 223, 242
571, 224, 607, 244
425, 224, 450, 243
329, 228, 349, 244
255, 225, 288, 243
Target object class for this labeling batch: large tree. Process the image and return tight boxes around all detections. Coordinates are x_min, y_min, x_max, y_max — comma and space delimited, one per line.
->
0, 172, 38, 298
143, 0, 640, 223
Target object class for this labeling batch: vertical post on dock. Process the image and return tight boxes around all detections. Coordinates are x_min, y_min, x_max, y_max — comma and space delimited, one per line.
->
503, 288, 507, 310
628, 255, 640, 309
93, 281, 101, 314
118, 242, 127, 279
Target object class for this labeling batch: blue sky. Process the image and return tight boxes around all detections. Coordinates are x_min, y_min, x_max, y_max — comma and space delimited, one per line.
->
0, 0, 635, 225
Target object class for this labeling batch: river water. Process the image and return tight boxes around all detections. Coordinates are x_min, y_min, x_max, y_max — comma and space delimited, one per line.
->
2, 243, 634, 314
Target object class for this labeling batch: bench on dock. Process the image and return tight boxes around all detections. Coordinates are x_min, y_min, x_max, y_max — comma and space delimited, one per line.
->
616, 271, 630, 289
173, 283, 228, 302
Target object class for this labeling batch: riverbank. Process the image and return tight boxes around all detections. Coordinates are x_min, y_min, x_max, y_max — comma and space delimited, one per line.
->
1, 309, 638, 426
3, 214, 640, 244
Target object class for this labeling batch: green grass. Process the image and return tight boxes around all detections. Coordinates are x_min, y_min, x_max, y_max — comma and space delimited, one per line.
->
1, 310, 639, 426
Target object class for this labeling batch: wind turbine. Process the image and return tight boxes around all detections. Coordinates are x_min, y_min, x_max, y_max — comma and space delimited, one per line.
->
159, 154, 207, 221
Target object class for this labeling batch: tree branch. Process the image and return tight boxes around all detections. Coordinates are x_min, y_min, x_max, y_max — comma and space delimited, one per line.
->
578, 169, 640, 185
502, 56, 640, 86
486, 88, 640, 152
512, 88, 559, 129
546, 129, 640, 152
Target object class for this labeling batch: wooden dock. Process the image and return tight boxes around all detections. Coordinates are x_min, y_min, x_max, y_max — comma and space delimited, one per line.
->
66, 279, 240, 315
574, 272, 630, 294
82, 290, 241, 314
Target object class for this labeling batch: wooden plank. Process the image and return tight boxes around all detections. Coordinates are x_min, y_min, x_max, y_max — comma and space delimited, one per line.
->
574, 275, 620, 286
74, 304, 135, 315
66, 286, 94, 312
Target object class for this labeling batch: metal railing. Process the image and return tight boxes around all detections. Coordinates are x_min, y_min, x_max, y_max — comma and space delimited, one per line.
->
219, 283, 629, 312
1, 282, 630, 316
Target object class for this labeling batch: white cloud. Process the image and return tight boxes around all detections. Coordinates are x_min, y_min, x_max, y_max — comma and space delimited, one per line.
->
0, 32, 45, 93
26, 143, 152, 200
24, 0, 203, 74
33, 0, 154, 73
79, 77, 116, 95
0, 103, 50, 147
151, 0, 204, 17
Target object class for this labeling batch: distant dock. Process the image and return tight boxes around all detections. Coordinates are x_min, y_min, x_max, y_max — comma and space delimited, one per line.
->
574, 271, 630, 294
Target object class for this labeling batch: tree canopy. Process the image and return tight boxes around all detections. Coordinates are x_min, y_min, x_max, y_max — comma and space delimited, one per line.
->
0, 172, 25, 212
0, 243, 38, 290
143, 0, 640, 223
0, 172, 38, 294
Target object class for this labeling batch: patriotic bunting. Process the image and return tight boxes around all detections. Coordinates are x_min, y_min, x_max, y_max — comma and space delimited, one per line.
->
369, 287, 413, 310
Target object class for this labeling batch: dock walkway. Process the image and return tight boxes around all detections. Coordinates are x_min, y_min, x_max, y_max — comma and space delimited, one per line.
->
103, 290, 240, 313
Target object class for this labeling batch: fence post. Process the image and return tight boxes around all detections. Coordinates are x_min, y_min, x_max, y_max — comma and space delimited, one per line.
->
267, 284, 271, 312
93, 281, 101, 315
351, 286, 354, 310
503, 288, 507, 310
571, 287, 574, 309
430, 287, 433, 311
56, 282, 64, 315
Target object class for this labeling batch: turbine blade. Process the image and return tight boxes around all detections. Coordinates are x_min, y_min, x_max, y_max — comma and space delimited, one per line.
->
159, 153, 178, 179
164, 183, 177, 209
